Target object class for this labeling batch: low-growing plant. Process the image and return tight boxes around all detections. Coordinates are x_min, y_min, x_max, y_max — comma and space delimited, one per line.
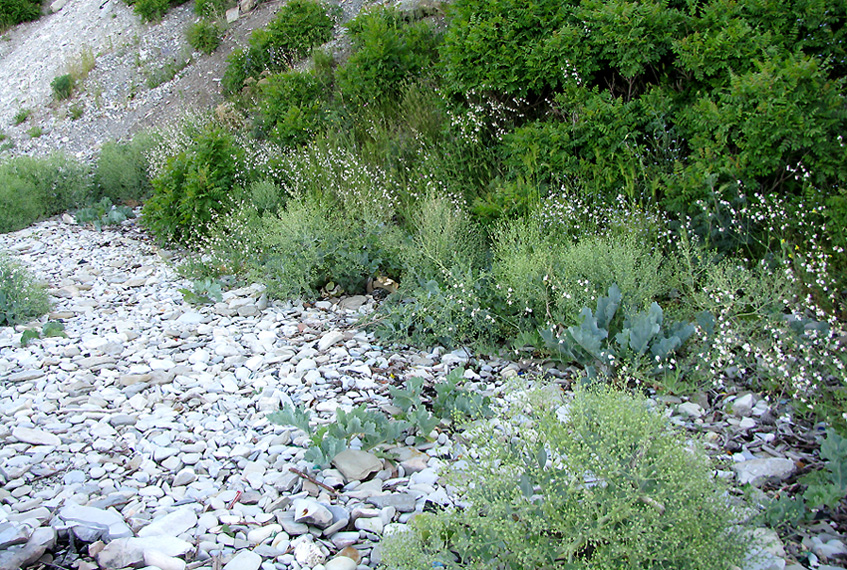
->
801, 428, 847, 512
27, 126, 42, 138
145, 49, 192, 88
13, 108, 31, 125
67, 45, 96, 85
254, 195, 404, 299
20, 321, 67, 347
269, 404, 408, 467
676, 232, 847, 427
69, 103, 84, 120
390, 367, 493, 440
541, 284, 697, 380
381, 384, 749, 570
490, 194, 673, 339
186, 20, 221, 55
51, 74, 75, 100
178, 277, 223, 305
74, 197, 135, 230
0, 255, 50, 327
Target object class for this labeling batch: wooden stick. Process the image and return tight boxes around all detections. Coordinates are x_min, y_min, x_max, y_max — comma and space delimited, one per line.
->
288, 467, 337, 496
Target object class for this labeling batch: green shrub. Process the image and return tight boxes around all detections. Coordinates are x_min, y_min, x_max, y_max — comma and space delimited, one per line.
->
142, 125, 244, 245
255, 70, 329, 146
254, 195, 404, 299
186, 20, 222, 54
0, 0, 41, 30
490, 194, 672, 339
51, 74, 75, 100
337, 7, 439, 105
94, 134, 157, 204
382, 385, 748, 570
127, 0, 190, 22
0, 154, 92, 233
439, 0, 568, 97
0, 255, 49, 327
74, 197, 135, 230
221, 0, 337, 95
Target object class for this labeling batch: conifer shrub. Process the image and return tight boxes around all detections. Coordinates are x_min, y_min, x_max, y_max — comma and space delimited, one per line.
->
51, 74, 75, 101
255, 70, 329, 146
336, 7, 439, 106
438, 0, 847, 255
221, 0, 337, 96
0, 0, 41, 30
123, 0, 190, 22
381, 385, 749, 570
186, 20, 222, 55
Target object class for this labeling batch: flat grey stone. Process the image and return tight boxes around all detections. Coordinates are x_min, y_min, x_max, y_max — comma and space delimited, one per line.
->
332, 449, 382, 482
223, 550, 261, 570
12, 427, 60, 446
733, 458, 796, 487
137, 507, 197, 538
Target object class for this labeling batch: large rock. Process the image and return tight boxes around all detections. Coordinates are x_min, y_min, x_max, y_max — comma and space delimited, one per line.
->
12, 427, 60, 446
332, 449, 383, 482
0, 527, 56, 570
96, 536, 193, 569
733, 458, 796, 487
59, 504, 133, 542
137, 507, 197, 538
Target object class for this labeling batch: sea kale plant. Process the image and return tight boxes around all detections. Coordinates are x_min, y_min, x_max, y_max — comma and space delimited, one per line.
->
541, 284, 696, 380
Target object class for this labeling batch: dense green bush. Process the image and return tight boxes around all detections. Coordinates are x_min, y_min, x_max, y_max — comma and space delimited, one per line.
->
222, 0, 337, 95
142, 125, 243, 245
336, 7, 439, 105
0, 0, 40, 30
94, 133, 158, 204
0, 154, 92, 233
438, 0, 847, 246
186, 20, 222, 55
382, 385, 748, 569
255, 70, 329, 146
0, 255, 49, 327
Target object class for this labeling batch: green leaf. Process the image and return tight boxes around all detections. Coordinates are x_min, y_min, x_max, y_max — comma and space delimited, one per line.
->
518, 473, 534, 498
42, 321, 67, 338
267, 404, 312, 433
20, 329, 40, 346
